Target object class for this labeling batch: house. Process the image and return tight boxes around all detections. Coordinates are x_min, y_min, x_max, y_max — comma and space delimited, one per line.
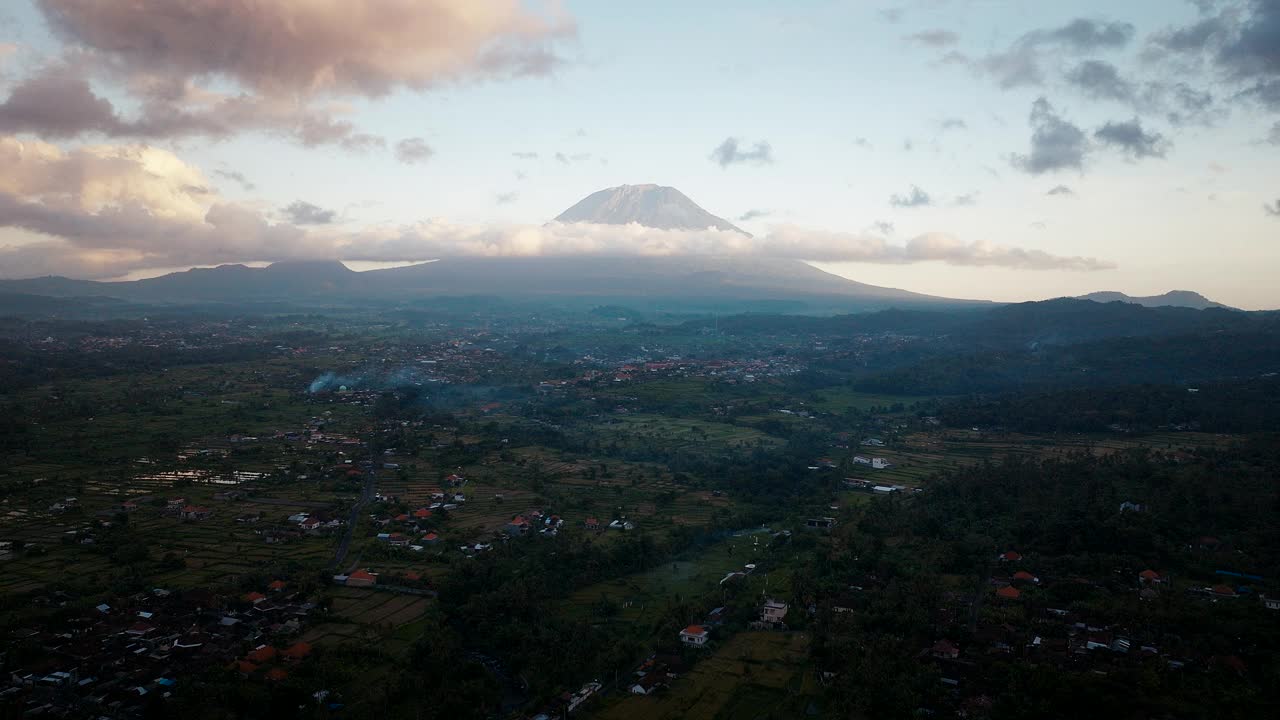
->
608, 519, 635, 531
805, 517, 836, 530
283, 641, 313, 661
388, 533, 409, 547
246, 645, 277, 664
244, 591, 267, 605
871, 458, 892, 469
999, 550, 1022, 562
629, 673, 663, 695
1012, 570, 1039, 584
679, 625, 710, 647
995, 586, 1021, 600
180, 505, 212, 521
1139, 569, 1161, 583
346, 569, 377, 588
584, 518, 601, 531
268, 580, 286, 592
420, 532, 440, 545
931, 640, 960, 660
505, 516, 530, 536
412, 508, 432, 520
760, 600, 789, 626
1211, 584, 1237, 598
1261, 595, 1280, 610
167, 498, 186, 510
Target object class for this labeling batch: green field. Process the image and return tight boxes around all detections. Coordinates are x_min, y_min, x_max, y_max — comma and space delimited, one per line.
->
595, 632, 818, 720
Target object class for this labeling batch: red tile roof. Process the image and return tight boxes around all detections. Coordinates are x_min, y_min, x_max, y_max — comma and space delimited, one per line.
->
283, 641, 313, 660
995, 586, 1021, 600
348, 569, 377, 582
681, 625, 707, 636
246, 645, 277, 663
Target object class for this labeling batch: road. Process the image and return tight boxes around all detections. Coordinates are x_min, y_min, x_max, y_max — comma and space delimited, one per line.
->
329, 470, 374, 571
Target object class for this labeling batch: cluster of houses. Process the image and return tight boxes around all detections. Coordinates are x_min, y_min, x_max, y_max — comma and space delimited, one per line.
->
1, 582, 320, 716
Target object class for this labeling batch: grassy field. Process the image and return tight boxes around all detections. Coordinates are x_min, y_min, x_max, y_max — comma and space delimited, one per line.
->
595, 631, 818, 720
563, 533, 773, 627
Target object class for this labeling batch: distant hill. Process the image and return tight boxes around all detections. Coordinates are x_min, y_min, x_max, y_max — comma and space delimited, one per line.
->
554, 183, 748, 235
1077, 290, 1233, 310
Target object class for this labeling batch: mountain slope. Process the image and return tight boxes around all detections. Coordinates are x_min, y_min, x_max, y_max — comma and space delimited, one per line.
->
1077, 290, 1233, 310
554, 184, 749, 235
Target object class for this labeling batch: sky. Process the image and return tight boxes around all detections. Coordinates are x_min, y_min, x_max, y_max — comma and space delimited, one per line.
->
0, 0, 1278, 308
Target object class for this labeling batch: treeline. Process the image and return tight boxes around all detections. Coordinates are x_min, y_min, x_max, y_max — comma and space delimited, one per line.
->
936, 377, 1280, 434
854, 330, 1280, 395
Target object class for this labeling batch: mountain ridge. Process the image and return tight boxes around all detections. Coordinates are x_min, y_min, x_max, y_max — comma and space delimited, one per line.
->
1076, 290, 1233, 310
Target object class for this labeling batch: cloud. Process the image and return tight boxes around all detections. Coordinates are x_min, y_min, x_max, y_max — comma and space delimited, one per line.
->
907, 30, 959, 47
1148, 1, 1280, 112
1064, 60, 1135, 101
953, 191, 980, 206
0, 135, 312, 277
0, 135, 1115, 279
0, 61, 386, 149
1265, 198, 1280, 217
553, 151, 592, 165
5, 1, 575, 147
939, 117, 967, 131
1011, 97, 1088, 174
36, 0, 576, 98
395, 137, 434, 164
1094, 118, 1172, 159
213, 169, 256, 192
853, 137, 871, 149
1269, 121, 1280, 144
283, 201, 337, 225
337, 221, 1112, 271
1042, 18, 1136, 51
889, 185, 932, 208
869, 220, 895, 235
512, 151, 539, 159
709, 137, 774, 167
878, 8, 904, 24
738, 209, 771, 222
968, 18, 1137, 89
494, 191, 519, 205
1046, 184, 1075, 196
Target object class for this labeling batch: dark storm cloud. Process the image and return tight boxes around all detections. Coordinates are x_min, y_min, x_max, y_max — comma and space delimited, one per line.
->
1011, 98, 1088, 174
1264, 198, 1280, 217
889, 185, 932, 208
283, 201, 337, 225
709, 137, 774, 167
974, 18, 1137, 89
1094, 118, 1172, 159
1064, 60, 1135, 102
